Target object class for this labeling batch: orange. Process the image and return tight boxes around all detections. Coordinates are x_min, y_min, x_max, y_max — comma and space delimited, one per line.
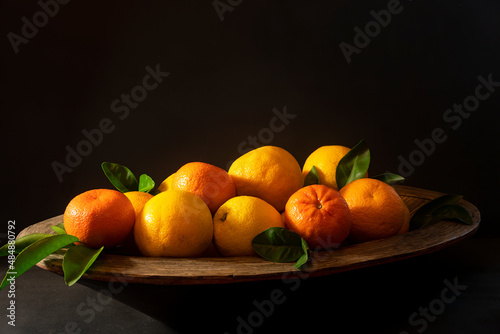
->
213, 196, 285, 257
134, 189, 213, 257
171, 162, 235, 215
124, 191, 154, 217
302, 145, 369, 190
398, 204, 411, 234
64, 189, 135, 249
339, 178, 406, 243
284, 184, 352, 250
228, 146, 303, 212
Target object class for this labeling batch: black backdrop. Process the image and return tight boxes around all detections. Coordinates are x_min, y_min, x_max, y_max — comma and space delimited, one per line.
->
1, 0, 500, 332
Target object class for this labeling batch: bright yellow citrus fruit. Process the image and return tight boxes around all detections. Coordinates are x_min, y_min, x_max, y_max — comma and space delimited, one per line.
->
158, 173, 175, 192
124, 191, 154, 217
134, 190, 213, 257
228, 146, 303, 212
213, 196, 285, 257
339, 178, 407, 243
302, 145, 351, 190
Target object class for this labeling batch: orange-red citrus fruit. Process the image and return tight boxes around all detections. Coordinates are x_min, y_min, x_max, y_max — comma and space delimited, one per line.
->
64, 189, 135, 248
284, 184, 352, 249
171, 162, 235, 215
398, 204, 411, 234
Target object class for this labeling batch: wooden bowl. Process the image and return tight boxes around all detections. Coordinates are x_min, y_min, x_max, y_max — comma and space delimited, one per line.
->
18, 185, 480, 285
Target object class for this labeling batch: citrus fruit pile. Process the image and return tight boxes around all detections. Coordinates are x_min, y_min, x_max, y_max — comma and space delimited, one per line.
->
63, 142, 410, 260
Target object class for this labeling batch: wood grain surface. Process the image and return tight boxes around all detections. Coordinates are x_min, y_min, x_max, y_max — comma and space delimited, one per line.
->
18, 185, 480, 285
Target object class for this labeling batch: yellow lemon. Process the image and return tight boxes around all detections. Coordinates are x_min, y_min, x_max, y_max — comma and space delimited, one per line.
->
302, 145, 352, 190
158, 173, 176, 192
213, 196, 285, 257
228, 146, 303, 212
134, 190, 213, 257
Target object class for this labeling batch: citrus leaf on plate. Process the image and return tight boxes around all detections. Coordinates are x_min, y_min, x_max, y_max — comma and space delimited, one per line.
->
371, 173, 405, 185
410, 194, 466, 230
63, 244, 104, 286
430, 204, 473, 226
252, 227, 309, 267
294, 238, 310, 269
336, 139, 370, 190
101, 162, 138, 193
0, 233, 53, 256
0, 234, 79, 290
303, 166, 320, 186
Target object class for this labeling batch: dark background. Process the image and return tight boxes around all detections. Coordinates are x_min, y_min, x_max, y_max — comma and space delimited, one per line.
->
1, 1, 499, 333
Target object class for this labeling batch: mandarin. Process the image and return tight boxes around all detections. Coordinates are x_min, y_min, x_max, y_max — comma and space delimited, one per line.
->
284, 184, 352, 249
339, 178, 407, 243
64, 189, 135, 249
171, 162, 235, 215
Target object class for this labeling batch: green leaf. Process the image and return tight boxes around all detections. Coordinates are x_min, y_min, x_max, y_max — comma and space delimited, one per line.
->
51, 225, 66, 235
0, 234, 79, 290
101, 162, 138, 193
252, 227, 309, 266
0, 233, 53, 256
410, 194, 464, 230
63, 244, 104, 286
303, 166, 320, 187
371, 173, 405, 185
336, 139, 370, 190
138, 174, 155, 193
431, 204, 473, 226
294, 238, 310, 269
